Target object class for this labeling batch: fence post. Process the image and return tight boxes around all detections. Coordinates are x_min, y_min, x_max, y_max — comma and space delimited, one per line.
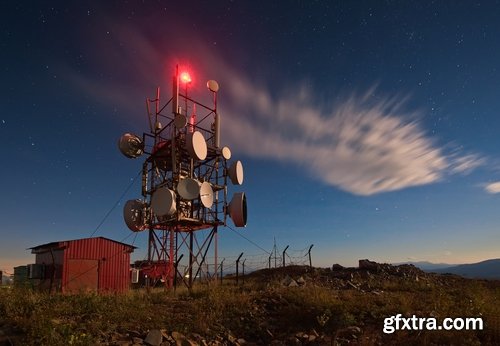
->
236, 252, 243, 285
282, 245, 289, 267
307, 244, 314, 268
220, 258, 225, 285
242, 259, 246, 285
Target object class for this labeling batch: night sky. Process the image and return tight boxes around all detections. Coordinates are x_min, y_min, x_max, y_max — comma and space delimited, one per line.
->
2, 1, 500, 274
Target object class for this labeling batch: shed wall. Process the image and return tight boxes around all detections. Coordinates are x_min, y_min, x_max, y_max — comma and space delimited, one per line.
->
35, 249, 64, 291
62, 238, 131, 293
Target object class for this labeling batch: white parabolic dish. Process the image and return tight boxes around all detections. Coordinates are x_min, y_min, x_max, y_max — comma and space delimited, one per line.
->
151, 187, 176, 216
123, 199, 146, 232
228, 192, 247, 227
221, 146, 232, 160
118, 133, 144, 159
207, 80, 219, 93
174, 113, 187, 128
229, 160, 244, 185
186, 131, 207, 161
177, 178, 200, 200
200, 182, 214, 208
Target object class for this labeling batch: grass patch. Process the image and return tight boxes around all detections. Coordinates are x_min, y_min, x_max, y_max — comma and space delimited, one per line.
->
0, 269, 499, 345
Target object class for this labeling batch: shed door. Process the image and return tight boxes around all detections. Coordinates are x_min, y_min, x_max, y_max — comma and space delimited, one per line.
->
66, 259, 98, 293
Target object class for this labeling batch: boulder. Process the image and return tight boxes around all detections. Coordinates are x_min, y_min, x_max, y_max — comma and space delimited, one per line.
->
358, 259, 381, 272
331, 264, 345, 271
145, 329, 162, 346
281, 276, 298, 287
171, 331, 189, 346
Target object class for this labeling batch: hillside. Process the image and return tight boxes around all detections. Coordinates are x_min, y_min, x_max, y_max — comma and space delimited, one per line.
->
394, 261, 454, 271
1, 261, 499, 345
429, 259, 500, 279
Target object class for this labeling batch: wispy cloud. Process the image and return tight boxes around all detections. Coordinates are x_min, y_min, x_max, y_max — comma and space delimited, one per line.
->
66, 19, 486, 196
220, 80, 484, 195
449, 153, 486, 175
484, 182, 500, 194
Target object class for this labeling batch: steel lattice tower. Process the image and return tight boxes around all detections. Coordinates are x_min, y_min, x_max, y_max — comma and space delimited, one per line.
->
119, 66, 247, 289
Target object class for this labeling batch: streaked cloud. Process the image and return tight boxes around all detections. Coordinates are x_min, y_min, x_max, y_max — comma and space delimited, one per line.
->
484, 182, 500, 194
66, 19, 486, 196
220, 76, 484, 195
449, 154, 486, 174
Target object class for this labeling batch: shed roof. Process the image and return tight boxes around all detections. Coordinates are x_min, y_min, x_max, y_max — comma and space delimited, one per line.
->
29, 236, 137, 252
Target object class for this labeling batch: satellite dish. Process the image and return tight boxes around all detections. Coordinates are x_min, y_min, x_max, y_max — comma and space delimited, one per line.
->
229, 160, 244, 185
123, 199, 146, 232
207, 80, 219, 92
221, 146, 231, 160
228, 192, 247, 227
177, 178, 200, 200
118, 133, 144, 158
200, 182, 214, 208
151, 187, 176, 217
174, 113, 187, 128
186, 131, 207, 160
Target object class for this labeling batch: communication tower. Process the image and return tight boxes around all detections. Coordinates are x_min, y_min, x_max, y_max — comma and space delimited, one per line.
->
119, 66, 247, 288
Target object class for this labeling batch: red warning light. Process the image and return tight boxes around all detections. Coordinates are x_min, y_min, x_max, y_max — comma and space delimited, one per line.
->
180, 71, 192, 84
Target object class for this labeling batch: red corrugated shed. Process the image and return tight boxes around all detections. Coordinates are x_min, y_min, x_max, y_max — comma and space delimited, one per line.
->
30, 237, 136, 294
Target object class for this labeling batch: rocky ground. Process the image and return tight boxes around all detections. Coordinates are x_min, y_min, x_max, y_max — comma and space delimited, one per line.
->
1, 260, 499, 345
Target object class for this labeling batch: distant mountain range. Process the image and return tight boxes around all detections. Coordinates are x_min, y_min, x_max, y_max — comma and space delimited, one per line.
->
397, 259, 500, 280
395, 261, 455, 271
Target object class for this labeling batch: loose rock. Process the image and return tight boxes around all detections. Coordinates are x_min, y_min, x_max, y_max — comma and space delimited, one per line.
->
145, 329, 162, 346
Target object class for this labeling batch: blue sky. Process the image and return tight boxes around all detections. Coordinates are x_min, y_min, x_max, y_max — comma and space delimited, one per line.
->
1, 1, 500, 274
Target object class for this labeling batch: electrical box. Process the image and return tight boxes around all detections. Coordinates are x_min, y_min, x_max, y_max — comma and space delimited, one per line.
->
28, 264, 45, 279
131, 268, 139, 284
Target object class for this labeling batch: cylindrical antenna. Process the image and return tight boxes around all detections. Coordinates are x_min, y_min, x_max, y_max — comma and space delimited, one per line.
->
189, 104, 197, 133
213, 89, 217, 112
141, 162, 148, 197
154, 87, 161, 133
214, 113, 221, 148
155, 87, 160, 115
171, 67, 178, 174
207, 80, 221, 147
172, 65, 179, 114
145, 98, 153, 133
